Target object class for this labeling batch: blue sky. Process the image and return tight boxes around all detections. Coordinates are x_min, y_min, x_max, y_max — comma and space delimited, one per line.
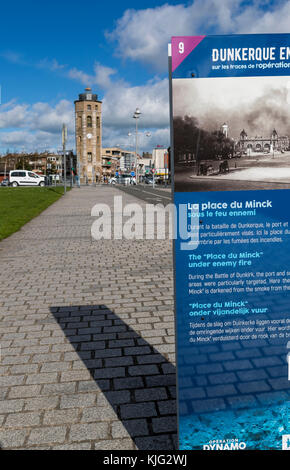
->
0, 0, 289, 153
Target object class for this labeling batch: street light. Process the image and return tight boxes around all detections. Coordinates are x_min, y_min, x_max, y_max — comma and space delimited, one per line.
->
62, 124, 67, 194
133, 107, 141, 183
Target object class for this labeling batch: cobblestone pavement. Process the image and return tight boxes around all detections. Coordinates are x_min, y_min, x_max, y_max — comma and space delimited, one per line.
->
0, 186, 176, 450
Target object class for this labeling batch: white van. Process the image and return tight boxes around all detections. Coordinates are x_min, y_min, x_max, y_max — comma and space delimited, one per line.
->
9, 170, 45, 187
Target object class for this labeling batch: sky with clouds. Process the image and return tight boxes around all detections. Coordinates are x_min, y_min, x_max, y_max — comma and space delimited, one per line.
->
0, 0, 290, 153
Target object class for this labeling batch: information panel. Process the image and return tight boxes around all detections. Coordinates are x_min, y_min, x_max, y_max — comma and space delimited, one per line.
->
171, 34, 290, 450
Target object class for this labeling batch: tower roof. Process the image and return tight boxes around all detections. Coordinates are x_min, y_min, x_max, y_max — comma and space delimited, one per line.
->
77, 88, 99, 102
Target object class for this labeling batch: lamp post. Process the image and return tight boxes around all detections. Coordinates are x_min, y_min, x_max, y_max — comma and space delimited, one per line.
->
62, 124, 67, 194
133, 107, 141, 184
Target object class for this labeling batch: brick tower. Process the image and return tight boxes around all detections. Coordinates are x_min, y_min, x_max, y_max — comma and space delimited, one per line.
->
74, 88, 102, 183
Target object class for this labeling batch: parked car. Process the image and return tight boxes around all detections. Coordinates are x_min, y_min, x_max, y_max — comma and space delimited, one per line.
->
109, 175, 136, 185
144, 176, 153, 184
108, 177, 118, 185
9, 170, 45, 187
1, 178, 9, 186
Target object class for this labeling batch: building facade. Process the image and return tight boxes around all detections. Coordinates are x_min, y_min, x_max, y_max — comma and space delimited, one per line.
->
75, 88, 102, 183
236, 128, 289, 153
152, 146, 170, 178
102, 147, 137, 176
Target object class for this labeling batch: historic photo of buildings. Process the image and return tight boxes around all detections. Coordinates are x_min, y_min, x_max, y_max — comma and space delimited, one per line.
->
173, 75, 290, 192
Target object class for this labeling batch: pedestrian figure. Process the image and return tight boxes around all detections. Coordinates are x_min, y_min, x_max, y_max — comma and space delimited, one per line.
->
219, 160, 229, 174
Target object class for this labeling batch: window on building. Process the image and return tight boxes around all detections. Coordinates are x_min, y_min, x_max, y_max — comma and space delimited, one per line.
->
87, 105, 91, 111
87, 152, 92, 162
96, 116, 100, 127
95, 105, 98, 110
97, 136, 100, 144
87, 116, 92, 128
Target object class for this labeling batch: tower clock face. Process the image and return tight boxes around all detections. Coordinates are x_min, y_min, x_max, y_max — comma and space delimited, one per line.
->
87, 133, 92, 139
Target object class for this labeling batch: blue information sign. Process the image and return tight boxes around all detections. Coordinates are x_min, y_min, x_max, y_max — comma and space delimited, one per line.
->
171, 34, 290, 451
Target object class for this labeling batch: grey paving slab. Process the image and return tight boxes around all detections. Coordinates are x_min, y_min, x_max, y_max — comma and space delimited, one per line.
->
0, 186, 175, 450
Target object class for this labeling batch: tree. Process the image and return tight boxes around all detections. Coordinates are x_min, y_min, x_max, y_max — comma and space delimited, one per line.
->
174, 116, 234, 166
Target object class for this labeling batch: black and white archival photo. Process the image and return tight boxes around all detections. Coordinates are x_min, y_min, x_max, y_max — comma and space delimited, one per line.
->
173, 76, 290, 192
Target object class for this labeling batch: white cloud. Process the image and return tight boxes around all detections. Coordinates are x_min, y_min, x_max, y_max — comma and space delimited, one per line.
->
0, 100, 74, 152
0, 51, 27, 65
0, 75, 170, 152
107, 0, 290, 71
68, 62, 117, 89
0, 129, 75, 153
37, 58, 66, 71
28, 100, 74, 133
0, 104, 28, 128
102, 77, 169, 129
102, 126, 169, 153
0, 100, 74, 132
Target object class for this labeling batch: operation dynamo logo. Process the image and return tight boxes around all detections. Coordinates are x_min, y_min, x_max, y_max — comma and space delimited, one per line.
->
203, 439, 246, 450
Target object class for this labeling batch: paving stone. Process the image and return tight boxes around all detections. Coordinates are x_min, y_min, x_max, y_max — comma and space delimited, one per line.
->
28, 426, 67, 445
24, 396, 59, 411
43, 409, 80, 425
8, 385, 42, 399
53, 442, 92, 450
105, 390, 131, 405
5, 412, 41, 428
134, 435, 174, 451
60, 370, 91, 382
135, 387, 168, 402
0, 399, 24, 414
60, 393, 97, 409
117, 419, 149, 438
81, 406, 116, 422
26, 373, 58, 385
40, 362, 71, 373
157, 400, 176, 415
114, 377, 144, 390
41, 382, 77, 395
94, 439, 135, 450
93, 367, 125, 379
1, 375, 25, 386
120, 402, 157, 419
237, 380, 271, 394
206, 384, 237, 398
152, 416, 177, 434
69, 422, 109, 441
0, 429, 28, 448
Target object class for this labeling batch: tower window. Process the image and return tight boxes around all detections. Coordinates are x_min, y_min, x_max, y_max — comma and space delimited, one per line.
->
87, 152, 92, 162
96, 116, 100, 127
95, 105, 98, 110
87, 116, 92, 128
87, 105, 91, 111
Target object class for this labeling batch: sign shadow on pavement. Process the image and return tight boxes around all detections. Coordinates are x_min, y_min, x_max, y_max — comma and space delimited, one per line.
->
50, 304, 177, 450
